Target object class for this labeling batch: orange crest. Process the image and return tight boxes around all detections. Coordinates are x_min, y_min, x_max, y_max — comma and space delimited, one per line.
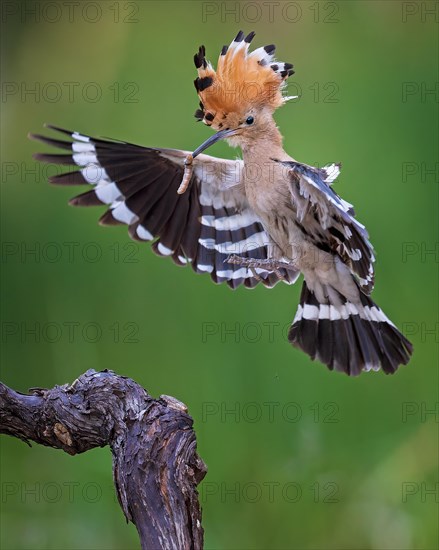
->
194, 31, 295, 127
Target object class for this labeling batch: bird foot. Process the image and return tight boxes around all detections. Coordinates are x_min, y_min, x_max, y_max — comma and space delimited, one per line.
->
225, 255, 295, 281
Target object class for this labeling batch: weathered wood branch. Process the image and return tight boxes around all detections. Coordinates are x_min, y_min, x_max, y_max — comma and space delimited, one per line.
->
0, 369, 207, 550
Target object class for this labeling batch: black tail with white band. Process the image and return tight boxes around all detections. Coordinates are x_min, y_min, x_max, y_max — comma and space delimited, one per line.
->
289, 281, 413, 375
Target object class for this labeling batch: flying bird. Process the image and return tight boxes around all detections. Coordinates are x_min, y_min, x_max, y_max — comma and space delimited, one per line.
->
29, 30, 413, 376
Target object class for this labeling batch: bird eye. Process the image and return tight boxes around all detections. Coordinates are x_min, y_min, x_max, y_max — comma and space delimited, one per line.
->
246, 116, 254, 125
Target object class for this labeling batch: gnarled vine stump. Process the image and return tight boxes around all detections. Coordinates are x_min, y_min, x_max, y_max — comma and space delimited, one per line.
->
0, 369, 207, 550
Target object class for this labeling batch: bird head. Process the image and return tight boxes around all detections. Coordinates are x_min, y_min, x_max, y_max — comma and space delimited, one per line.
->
191, 30, 296, 158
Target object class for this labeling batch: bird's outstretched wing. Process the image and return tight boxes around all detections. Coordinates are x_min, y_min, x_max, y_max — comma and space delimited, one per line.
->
280, 160, 375, 293
30, 125, 299, 289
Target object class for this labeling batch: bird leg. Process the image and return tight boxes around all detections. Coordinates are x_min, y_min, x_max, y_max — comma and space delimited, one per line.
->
226, 254, 295, 281
177, 154, 194, 195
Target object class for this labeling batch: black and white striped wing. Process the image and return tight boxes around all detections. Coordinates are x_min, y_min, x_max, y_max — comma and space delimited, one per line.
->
283, 161, 375, 293
30, 125, 299, 289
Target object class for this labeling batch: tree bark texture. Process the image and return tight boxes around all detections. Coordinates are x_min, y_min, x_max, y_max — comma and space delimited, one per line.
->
0, 369, 207, 550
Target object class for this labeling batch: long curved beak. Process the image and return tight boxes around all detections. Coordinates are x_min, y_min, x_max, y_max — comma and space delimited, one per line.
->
192, 128, 238, 158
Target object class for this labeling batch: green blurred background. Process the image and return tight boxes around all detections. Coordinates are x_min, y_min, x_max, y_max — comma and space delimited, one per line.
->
1, 1, 437, 549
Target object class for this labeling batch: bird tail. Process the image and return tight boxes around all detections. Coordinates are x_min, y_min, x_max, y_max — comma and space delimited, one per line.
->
288, 281, 413, 376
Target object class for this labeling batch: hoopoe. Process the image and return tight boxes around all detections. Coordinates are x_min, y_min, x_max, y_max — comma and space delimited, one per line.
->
30, 30, 413, 376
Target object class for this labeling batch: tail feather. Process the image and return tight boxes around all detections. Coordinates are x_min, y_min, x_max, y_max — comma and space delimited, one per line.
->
288, 281, 413, 375
317, 314, 333, 367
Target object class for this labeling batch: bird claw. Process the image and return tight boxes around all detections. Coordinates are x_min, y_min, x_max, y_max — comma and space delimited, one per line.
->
225, 255, 294, 282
